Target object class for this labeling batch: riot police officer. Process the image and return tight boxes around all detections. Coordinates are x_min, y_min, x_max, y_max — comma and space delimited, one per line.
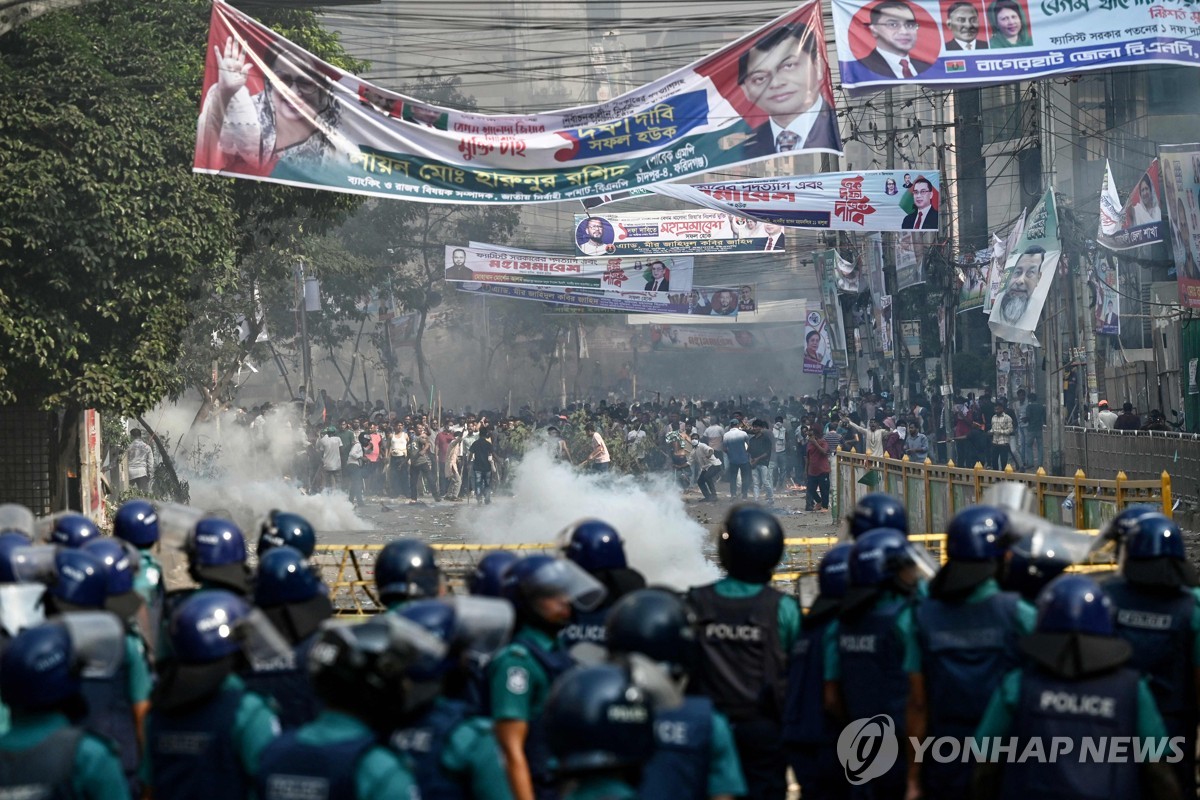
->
243, 545, 333, 729
469, 551, 520, 598
376, 539, 443, 610
973, 574, 1180, 799
257, 509, 317, 558
44, 512, 101, 549
686, 504, 798, 800
908, 506, 1034, 800
781, 544, 852, 800
394, 596, 516, 799
847, 493, 908, 539
606, 588, 747, 800
488, 555, 606, 800
0, 617, 128, 800
1102, 511, 1200, 797
145, 590, 280, 800
113, 500, 165, 654
183, 517, 252, 597
83, 537, 146, 627
558, 519, 645, 648
254, 615, 429, 800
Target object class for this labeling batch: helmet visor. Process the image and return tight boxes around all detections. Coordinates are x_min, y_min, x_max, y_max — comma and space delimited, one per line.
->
155, 503, 210, 550
448, 596, 515, 662
0, 584, 45, 637
371, 613, 450, 665
58, 611, 125, 679
34, 512, 76, 543
626, 652, 684, 711
9, 545, 58, 583
0, 504, 35, 537
525, 559, 607, 612
238, 608, 297, 670
982, 482, 1035, 514
1006, 509, 1099, 565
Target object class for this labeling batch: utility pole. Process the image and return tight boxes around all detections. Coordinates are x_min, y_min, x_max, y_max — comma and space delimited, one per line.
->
1039, 81, 1065, 474
935, 98, 958, 465
884, 89, 904, 404
296, 260, 312, 406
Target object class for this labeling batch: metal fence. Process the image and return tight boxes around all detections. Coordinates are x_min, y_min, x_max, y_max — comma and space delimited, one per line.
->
1063, 426, 1200, 501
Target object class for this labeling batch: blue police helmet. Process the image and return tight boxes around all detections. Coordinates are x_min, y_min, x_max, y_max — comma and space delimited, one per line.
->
188, 518, 247, 567
169, 590, 251, 664
258, 510, 317, 558
255, 546, 324, 607
849, 494, 908, 539
502, 555, 606, 616
113, 500, 159, 548
605, 588, 698, 676
848, 528, 912, 587
1003, 547, 1069, 602
1123, 513, 1184, 561
49, 513, 100, 549
717, 504, 785, 584
82, 538, 136, 597
395, 599, 458, 681
1034, 574, 1114, 636
0, 623, 78, 712
561, 519, 627, 573
0, 531, 33, 583
1102, 504, 1158, 546
51, 548, 108, 610
544, 664, 656, 774
467, 551, 520, 598
946, 506, 1009, 562
376, 540, 441, 602
818, 543, 854, 599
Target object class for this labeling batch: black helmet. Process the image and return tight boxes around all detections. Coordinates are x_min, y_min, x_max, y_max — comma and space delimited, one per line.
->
544, 664, 656, 776
605, 589, 698, 680
849, 493, 908, 539
375, 540, 441, 605
717, 504, 784, 584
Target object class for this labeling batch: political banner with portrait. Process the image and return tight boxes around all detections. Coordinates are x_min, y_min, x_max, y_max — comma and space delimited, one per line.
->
195, 0, 840, 205
1158, 144, 1200, 308
571, 211, 787, 257
803, 310, 837, 374
648, 323, 807, 352
444, 245, 694, 293
988, 189, 1061, 346
816, 250, 851, 370
957, 245, 992, 313
454, 281, 742, 317
1091, 254, 1120, 336
831, 0, 1200, 92
895, 232, 931, 290
591, 171, 944, 231
1097, 158, 1165, 251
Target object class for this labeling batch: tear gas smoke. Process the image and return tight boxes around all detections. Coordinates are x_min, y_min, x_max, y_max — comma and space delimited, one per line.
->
143, 402, 371, 534
460, 445, 719, 589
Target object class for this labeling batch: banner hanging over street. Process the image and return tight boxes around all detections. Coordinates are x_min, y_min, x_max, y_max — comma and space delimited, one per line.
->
648, 323, 806, 352
1097, 158, 1164, 251
988, 189, 1061, 346
455, 281, 744, 317
1158, 144, 1200, 308
444, 245, 694, 292
571, 210, 788, 257
195, 0, 840, 204
831, 0, 1200, 92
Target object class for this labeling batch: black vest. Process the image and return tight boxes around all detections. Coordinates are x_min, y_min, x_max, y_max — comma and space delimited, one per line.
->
257, 728, 376, 800
390, 699, 472, 800
0, 726, 84, 800
639, 696, 713, 800
241, 633, 321, 730
81, 641, 138, 776
149, 684, 247, 800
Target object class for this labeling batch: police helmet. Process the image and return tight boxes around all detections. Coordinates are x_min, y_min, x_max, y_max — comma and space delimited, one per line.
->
0, 531, 32, 583
396, 596, 515, 681
0, 504, 35, 538
1002, 546, 1069, 602
1120, 512, 1196, 587
1035, 574, 1115, 636
0, 623, 79, 712
502, 555, 606, 627
1101, 504, 1159, 549
930, 506, 1009, 597
186, 518, 250, 595
467, 551, 520, 598
48, 513, 100, 549
848, 528, 914, 588
605, 589, 698, 679
807, 543, 854, 622
113, 500, 159, 548
82, 538, 143, 621
560, 519, 627, 573
375, 540, 441, 604
849, 493, 908, 539
255, 546, 324, 607
258, 510, 317, 558
717, 504, 784, 584
169, 590, 252, 664
50, 548, 109, 611
544, 664, 656, 775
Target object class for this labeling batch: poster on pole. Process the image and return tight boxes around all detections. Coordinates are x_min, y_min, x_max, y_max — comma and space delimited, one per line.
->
876, 294, 894, 358
1158, 143, 1200, 308
895, 232, 930, 290
648, 323, 807, 352
445, 245, 693, 292
957, 246, 991, 313
988, 189, 1061, 346
803, 310, 836, 374
455, 281, 744, 317
571, 211, 786, 257
830, 0, 1200, 92
1097, 158, 1165, 251
195, 0, 839, 205
816, 250, 850, 370
1091, 254, 1120, 336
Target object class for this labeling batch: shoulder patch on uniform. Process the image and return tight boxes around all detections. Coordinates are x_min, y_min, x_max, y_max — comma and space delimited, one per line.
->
506, 666, 530, 695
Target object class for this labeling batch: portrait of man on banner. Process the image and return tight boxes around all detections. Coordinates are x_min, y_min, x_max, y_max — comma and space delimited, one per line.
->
992, 245, 1049, 327
849, 0, 940, 79
943, 1, 988, 51
576, 216, 616, 256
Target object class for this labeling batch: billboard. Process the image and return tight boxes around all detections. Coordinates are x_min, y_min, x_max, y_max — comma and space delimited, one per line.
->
1158, 143, 1200, 308
445, 245, 693, 292
571, 210, 787, 257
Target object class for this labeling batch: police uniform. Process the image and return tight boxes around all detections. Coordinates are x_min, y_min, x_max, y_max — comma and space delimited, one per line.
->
687, 577, 800, 800
562, 776, 639, 800
258, 710, 420, 800
640, 695, 746, 800
81, 631, 154, 795
782, 604, 846, 800
0, 711, 128, 800
487, 626, 574, 799
912, 579, 1034, 799
132, 550, 165, 649
975, 665, 1171, 798
241, 629, 322, 730
391, 696, 513, 800
145, 673, 280, 800
558, 604, 610, 649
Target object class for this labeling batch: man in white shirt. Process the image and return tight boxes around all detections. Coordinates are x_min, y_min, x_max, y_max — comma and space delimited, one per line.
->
314, 426, 343, 493
703, 419, 726, 466
844, 414, 886, 457
582, 422, 611, 473
578, 217, 611, 256
1093, 400, 1119, 430
126, 429, 153, 494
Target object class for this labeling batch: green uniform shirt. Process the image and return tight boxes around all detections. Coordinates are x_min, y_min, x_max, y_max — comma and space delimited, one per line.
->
824, 590, 921, 680
907, 579, 1037, 672
562, 776, 640, 800
125, 632, 152, 704
976, 668, 1169, 740
712, 577, 803, 653
295, 711, 420, 800
0, 711, 127, 800
487, 626, 563, 721
438, 706, 515, 800
707, 709, 748, 796
133, 551, 163, 606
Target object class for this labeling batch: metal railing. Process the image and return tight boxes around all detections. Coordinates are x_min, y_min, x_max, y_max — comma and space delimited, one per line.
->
1064, 426, 1200, 501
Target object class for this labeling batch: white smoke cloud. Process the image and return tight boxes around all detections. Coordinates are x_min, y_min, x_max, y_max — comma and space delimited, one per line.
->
459, 446, 719, 589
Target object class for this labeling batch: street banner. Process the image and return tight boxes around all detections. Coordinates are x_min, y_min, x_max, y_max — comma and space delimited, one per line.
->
988, 189, 1061, 346
571, 210, 787, 257
830, 0, 1200, 92
901, 320, 921, 355
803, 309, 836, 374
985, 217, 1024, 313
195, 0, 840, 204
1098, 159, 1165, 251
957, 246, 991, 313
895, 232, 930, 289
455, 281, 741, 317
648, 323, 806, 352
816, 250, 851, 370
1158, 144, 1200, 307
592, 171, 943, 231
1091, 253, 1120, 336
836, 248, 863, 293
444, 245, 694, 292
877, 294, 894, 358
